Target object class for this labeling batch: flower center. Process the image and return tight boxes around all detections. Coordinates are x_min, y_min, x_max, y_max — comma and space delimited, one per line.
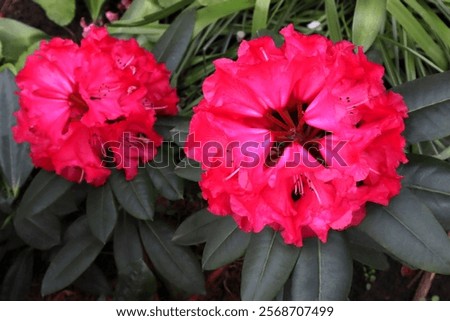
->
265, 104, 327, 167
68, 92, 89, 121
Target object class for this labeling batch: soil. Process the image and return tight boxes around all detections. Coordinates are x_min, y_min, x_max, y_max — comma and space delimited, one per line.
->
1, 0, 450, 301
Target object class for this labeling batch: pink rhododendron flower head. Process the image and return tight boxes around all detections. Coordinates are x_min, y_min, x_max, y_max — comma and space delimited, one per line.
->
14, 27, 178, 186
185, 24, 407, 246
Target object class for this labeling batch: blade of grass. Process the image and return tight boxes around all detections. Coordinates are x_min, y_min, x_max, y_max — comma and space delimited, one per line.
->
324, 0, 342, 41
387, 0, 447, 70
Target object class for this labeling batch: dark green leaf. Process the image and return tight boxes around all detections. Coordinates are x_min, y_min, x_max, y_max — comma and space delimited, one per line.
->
115, 259, 157, 300
87, 184, 118, 243
74, 264, 112, 296
241, 229, 299, 301
345, 228, 390, 270
84, 0, 106, 20
352, 0, 386, 51
172, 208, 222, 245
0, 18, 46, 62
324, 0, 342, 42
393, 71, 450, 143
110, 168, 156, 220
41, 220, 104, 296
14, 171, 71, 249
358, 188, 450, 273
32, 0, 75, 26
14, 211, 61, 250
289, 231, 352, 300
0, 248, 34, 300
399, 154, 450, 230
175, 158, 202, 182
152, 8, 195, 73
202, 216, 250, 270
114, 214, 143, 272
349, 244, 390, 271
147, 147, 184, 201
0, 69, 33, 192
16, 170, 73, 217
139, 220, 205, 294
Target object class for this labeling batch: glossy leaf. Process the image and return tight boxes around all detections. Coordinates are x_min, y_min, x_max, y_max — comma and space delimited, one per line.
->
14, 171, 72, 249
0, 69, 33, 192
32, 0, 75, 26
87, 184, 118, 243
393, 71, 450, 143
115, 259, 157, 300
174, 158, 202, 182
172, 209, 222, 245
358, 188, 450, 273
289, 231, 353, 300
147, 148, 184, 201
114, 214, 144, 272
0, 18, 46, 62
399, 154, 450, 230
152, 8, 195, 73
139, 220, 205, 294
84, 0, 106, 20
41, 220, 104, 296
74, 264, 112, 296
0, 249, 34, 300
110, 168, 156, 220
241, 229, 300, 301
202, 216, 250, 270
352, 0, 386, 51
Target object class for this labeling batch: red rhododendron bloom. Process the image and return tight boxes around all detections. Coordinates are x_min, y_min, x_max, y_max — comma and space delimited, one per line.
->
14, 27, 178, 186
185, 25, 407, 246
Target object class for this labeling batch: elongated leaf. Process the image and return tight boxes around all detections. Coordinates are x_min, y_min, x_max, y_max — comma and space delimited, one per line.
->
16, 170, 73, 217
289, 231, 352, 300
114, 0, 193, 26
87, 184, 118, 243
41, 221, 104, 296
0, 18, 46, 62
324, 0, 342, 42
32, 0, 75, 26
387, 0, 447, 69
172, 209, 222, 245
84, 0, 106, 21
403, 0, 450, 48
74, 264, 112, 296
147, 148, 184, 201
175, 158, 202, 182
0, 69, 33, 192
139, 220, 205, 294
358, 188, 450, 273
349, 244, 390, 271
202, 216, 250, 270
393, 71, 450, 143
352, 0, 386, 51
252, 0, 270, 36
194, 0, 255, 36
399, 154, 450, 230
152, 8, 195, 73
114, 214, 144, 272
115, 259, 157, 300
14, 171, 72, 249
241, 229, 300, 301
110, 168, 156, 220
0, 248, 34, 300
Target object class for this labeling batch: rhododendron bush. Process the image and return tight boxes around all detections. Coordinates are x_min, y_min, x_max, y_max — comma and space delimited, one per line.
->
1, 0, 450, 301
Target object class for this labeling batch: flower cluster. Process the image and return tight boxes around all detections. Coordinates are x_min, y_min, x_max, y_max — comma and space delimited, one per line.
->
186, 25, 408, 246
14, 27, 178, 186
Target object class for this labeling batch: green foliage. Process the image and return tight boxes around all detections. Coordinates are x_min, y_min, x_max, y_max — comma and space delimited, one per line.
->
32, 0, 76, 26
